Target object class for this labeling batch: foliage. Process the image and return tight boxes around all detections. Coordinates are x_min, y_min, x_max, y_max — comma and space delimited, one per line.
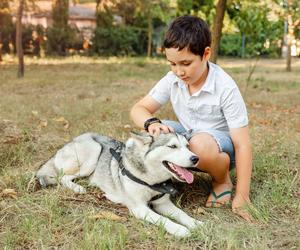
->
95, 0, 115, 28
0, 0, 14, 53
229, 2, 284, 57
52, 0, 69, 28
46, 26, 83, 56
92, 26, 141, 56
45, 0, 81, 55
219, 33, 242, 57
273, 0, 300, 38
176, 0, 215, 25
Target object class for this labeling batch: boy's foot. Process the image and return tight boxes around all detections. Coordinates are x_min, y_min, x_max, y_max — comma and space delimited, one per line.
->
205, 181, 233, 208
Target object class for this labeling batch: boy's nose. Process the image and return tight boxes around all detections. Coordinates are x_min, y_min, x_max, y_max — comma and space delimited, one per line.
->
175, 67, 185, 77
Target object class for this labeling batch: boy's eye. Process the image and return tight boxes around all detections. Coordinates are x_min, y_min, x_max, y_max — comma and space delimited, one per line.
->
182, 62, 191, 66
168, 145, 178, 149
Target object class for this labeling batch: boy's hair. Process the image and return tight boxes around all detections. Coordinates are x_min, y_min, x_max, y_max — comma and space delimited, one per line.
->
163, 15, 211, 57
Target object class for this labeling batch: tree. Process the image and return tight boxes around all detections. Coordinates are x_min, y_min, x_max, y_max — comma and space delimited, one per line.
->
231, 1, 283, 58
280, 0, 300, 71
136, 0, 171, 57
95, 0, 115, 28
210, 0, 227, 63
16, 0, 25, 78
0, 0, 14, 61
176, 0, 215, 25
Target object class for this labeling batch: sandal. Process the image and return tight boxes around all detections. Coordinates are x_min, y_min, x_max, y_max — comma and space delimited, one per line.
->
206, 190, 232, 207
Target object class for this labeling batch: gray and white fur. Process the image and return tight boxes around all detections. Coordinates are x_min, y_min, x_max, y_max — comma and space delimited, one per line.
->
36, 131, 203, 237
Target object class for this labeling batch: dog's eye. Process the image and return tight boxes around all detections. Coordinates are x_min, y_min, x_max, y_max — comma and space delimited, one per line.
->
168, 145, 178, 149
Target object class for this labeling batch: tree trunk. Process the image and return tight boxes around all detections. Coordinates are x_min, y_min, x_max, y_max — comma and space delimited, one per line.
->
286, 11, 293, 72
286, 35, 291, 72
210, 0, 227, 64
16, 0, 24, 78
147, 13, 152, 57
0, 43, 2, 62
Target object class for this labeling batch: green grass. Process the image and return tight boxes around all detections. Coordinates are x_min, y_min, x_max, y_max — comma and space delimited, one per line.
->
0, 56, 299, 249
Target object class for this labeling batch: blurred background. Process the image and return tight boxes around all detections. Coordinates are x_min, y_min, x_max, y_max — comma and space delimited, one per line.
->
0, 0, 299, 60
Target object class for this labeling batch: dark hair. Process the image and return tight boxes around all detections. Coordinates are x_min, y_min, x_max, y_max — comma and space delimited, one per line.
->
163, 15, 211, 57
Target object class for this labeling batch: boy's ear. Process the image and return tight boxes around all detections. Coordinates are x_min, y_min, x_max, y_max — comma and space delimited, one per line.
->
129, 131, 153, 145
204, 47, 211, 60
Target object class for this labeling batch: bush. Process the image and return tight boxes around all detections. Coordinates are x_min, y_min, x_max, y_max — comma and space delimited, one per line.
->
219, 32, 282, 58
92, 26, 142, 56
46, 26, 83, 56
219, 33, 242, 57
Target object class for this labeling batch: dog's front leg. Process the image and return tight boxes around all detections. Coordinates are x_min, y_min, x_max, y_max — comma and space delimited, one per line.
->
152, 195, 203, 230
130, 204, 190, 237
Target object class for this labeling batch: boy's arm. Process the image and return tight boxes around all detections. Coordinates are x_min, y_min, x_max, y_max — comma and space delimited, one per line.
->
229, 126, 253, 221
130, 95, 173, 135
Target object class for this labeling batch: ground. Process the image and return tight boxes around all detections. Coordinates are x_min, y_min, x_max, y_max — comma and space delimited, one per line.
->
0, 56, 299, 249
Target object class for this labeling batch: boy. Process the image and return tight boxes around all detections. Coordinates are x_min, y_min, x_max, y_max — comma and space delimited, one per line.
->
130, 15, 252, 221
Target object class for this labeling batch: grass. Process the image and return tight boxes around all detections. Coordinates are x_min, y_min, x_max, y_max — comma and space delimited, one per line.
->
0, 55, 299, 249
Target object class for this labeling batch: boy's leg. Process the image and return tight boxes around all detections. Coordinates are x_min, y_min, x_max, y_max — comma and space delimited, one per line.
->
189, 132, 233, 207
161, 121, 233, 207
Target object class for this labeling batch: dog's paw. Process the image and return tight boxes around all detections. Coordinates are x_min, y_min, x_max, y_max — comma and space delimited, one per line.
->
190, 219, 204, 229
170, 225, 191, 238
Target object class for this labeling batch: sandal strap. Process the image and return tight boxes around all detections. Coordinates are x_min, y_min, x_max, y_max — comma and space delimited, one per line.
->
211, 190, 232, 200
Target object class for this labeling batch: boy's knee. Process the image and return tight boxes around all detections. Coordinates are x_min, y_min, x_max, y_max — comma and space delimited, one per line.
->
189, 133, 223, 165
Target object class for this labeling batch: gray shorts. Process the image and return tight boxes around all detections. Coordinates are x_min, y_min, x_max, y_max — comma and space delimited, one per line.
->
162, 120, 235, 169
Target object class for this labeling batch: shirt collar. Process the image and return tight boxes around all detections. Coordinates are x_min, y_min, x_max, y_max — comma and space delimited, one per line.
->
197, 61, 215, 95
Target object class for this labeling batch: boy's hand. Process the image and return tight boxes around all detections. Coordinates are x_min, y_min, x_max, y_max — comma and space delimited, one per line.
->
232, 194, 253, 222
148, 123, 174, 136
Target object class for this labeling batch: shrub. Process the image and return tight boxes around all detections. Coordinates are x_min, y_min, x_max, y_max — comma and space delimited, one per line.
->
92, 26, 141, 56
45, 26, 83, 56
219, 33, 242, 57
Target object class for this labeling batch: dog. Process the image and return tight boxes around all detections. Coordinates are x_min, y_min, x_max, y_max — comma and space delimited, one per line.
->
36, 131, 203, 237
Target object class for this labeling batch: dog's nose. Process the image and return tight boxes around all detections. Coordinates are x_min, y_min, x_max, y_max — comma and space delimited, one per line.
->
190, 155, 199, 165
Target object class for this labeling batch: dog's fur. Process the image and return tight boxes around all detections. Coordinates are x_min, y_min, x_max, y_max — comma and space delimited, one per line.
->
36, 132, 203, 237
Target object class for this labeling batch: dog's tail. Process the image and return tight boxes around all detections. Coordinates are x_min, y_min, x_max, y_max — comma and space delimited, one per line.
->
35, 157, 58, 187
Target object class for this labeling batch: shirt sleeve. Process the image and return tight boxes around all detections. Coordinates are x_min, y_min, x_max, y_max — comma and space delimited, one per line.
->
221, 87, 249, 129
148, 73, 171, 105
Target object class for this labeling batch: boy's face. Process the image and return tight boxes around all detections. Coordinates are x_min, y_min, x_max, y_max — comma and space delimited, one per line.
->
165, 47, 210, 87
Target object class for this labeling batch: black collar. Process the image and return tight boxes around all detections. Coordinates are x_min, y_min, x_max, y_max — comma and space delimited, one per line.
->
109, 148, 178, 201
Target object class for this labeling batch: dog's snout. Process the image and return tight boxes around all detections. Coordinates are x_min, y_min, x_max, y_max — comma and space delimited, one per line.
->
190, 155, 199, 165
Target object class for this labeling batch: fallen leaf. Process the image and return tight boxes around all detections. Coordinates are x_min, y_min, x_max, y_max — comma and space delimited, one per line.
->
193, 207, 207, 215
89, 211, 126, 221
1, 189, 17, 199
53, 117, 68, 123
53, 117, 70, 130
38, 119, 48, 129
31, 110, 38, 116
123, 124, 131, 132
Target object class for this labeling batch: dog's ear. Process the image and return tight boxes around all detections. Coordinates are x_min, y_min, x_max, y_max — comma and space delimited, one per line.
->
129, 131, 153, 145
181, 129, 193, 141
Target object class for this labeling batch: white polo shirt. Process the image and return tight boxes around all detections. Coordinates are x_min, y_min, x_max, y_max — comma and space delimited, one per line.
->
148, 62, 248, 132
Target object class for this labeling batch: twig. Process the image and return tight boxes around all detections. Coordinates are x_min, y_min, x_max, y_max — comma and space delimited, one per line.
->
244, 56, 260, 96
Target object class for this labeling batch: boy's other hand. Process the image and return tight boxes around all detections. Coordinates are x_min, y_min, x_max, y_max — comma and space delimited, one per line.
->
148, 123, 174, 136
232, 195, 254, 222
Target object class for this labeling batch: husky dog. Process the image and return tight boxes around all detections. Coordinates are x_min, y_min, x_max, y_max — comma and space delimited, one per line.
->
36, 132, 203, 237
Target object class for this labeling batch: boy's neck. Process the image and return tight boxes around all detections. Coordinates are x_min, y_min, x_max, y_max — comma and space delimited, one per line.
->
188, 62, 209, 94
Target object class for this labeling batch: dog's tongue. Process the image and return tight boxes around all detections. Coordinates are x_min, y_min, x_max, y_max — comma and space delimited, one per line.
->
172, 164, 194, 184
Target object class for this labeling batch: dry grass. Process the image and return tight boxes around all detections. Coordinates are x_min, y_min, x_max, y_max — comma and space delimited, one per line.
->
0, 56, 299, 249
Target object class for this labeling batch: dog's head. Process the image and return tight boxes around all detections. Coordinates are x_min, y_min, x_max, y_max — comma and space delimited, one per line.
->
125, 131, 198, 184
